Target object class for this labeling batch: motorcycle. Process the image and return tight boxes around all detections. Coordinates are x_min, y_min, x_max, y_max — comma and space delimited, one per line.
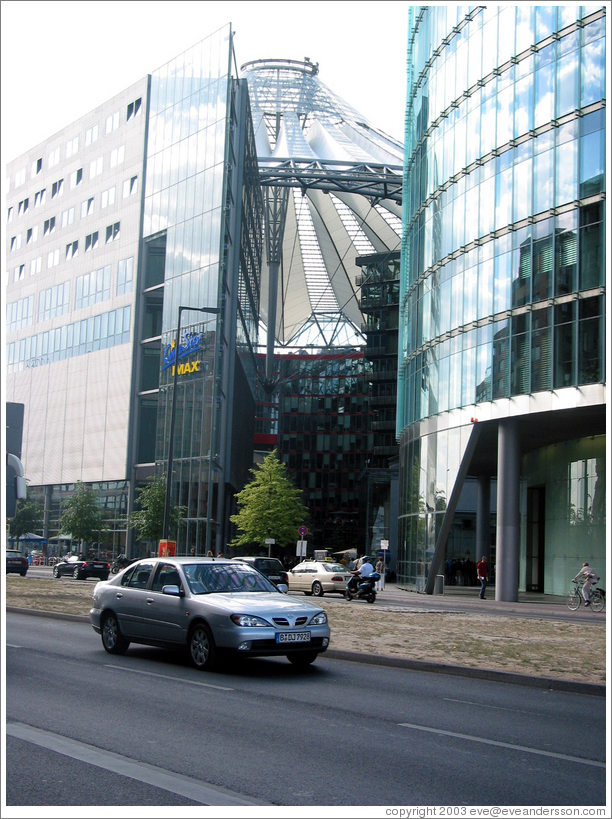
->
345, 572, 380, 604
110, 554, 135, 574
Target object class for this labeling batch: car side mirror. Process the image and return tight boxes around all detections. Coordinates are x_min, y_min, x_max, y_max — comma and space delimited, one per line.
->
162, 584, 184, 597
277, 583, 289, 594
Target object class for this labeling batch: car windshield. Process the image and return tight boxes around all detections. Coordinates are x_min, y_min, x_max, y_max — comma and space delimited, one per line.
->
183, 562, 278, 595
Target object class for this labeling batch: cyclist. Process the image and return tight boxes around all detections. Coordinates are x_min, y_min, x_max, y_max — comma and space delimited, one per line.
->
572, 562, 600, 606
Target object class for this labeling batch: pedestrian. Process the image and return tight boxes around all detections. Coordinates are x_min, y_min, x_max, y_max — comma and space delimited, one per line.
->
206, 550, 214, 557
375, 556, 385, 591
572, 562, 600, 606
190, 548, 196, 556
477, 556, 488, 599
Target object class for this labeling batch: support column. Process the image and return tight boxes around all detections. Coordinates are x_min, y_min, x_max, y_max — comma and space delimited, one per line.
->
496, 418, 520, 602
476, 475, 491, 566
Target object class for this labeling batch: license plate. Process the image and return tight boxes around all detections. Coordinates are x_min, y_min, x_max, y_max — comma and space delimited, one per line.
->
94, 563, 104, 568
269, 575, 280, 581
276, 631, 311, 644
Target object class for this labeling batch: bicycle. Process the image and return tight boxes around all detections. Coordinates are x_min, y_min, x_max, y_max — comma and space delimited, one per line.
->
566, 580, 605, 612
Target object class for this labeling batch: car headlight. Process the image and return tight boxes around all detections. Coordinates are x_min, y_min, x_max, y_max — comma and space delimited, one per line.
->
230, 614, 273, 627
309, 611, 328, 626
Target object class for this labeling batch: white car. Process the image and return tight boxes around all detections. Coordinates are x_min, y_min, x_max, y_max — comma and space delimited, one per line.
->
288, 561, 351, 597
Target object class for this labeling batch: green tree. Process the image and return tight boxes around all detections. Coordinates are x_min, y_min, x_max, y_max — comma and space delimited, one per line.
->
10, 500, 45, 549
127, 475, 185, 549
230, 450, 309, 552
60, 482, 107, 553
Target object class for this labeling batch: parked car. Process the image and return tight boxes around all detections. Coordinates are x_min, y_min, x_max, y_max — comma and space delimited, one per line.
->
90, 557, 330, 670
6, 549, 28, 576
53, 554, 110, 581
287, 560, 352, 597
231, 556, 289, 588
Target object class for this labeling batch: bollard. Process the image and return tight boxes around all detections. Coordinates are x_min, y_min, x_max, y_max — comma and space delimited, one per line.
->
434, 574, 444, 595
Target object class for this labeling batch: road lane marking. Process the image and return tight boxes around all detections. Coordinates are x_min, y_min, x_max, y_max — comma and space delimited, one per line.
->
104, 664, 234, 691
6, 722, 268, 806
398, 722, 605, 768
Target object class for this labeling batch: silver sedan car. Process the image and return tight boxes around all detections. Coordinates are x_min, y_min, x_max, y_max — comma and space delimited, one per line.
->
90, 557, 330, 670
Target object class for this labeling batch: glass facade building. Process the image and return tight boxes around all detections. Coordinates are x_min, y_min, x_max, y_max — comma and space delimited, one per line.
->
398, 6, 606, 596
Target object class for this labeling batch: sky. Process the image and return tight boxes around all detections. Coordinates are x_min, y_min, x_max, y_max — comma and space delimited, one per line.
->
1, 0, 409, 167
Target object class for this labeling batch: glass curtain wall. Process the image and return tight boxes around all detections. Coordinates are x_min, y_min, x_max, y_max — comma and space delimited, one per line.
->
398, 6, 606, 588
144, 25, 233, 552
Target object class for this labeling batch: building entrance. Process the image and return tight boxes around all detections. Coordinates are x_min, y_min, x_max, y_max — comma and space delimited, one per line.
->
526, 486, 545, 592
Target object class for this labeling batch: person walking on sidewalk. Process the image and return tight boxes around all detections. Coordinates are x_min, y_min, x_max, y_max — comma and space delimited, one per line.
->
477, 556, 489, 599
572, 562, 600, 606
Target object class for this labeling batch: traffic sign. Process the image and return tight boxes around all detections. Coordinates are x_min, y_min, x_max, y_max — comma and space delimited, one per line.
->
298, 526, 308, 537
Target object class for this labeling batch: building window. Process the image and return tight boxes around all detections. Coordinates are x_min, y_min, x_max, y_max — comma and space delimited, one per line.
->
7, 296, 34, 332
14, 167, 26, 186
81, 197, 94, 218
106, 222, 120, 243
18, 198, 29, 216
44, 216, 56, 235
85, 123, 99, 146
110, 145, 125, 168
70, 168, 83, 189
13, 264, 25, 282
123, 175, 138, 198
101, 186, 116, 209
90, 156, 103, 179
47, 248, 60, 268
126, 97, 142, 121
39, 281, 71, 322
75, 266, 111, 309
34, 189, 46, 207
117, 256, 134, 295
30, 256, 42, 276
105, 111, 120, 134
27, 225, 38, 244
7, 206, 13, 222
48, 147, 60, 168
31, 157, 42, 178
61, 207, 75, 228
66, 136, 79, 158
66, 240, 79, 260
85, 231, 99, 252
51, 178, 64, 198
10, 234, 22, 251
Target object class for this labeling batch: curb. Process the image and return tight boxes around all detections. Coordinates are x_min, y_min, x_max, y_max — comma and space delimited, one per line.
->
7, 607, 605, 697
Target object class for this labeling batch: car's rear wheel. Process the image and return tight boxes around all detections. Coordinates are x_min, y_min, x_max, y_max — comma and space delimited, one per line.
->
101, 613, 130, 654
312, 581, 324, 597
287, 651, 318, 667
73, 567, 82, 580
20, 570, 27, 577
188, 623, 217, 670
101, 573, 110, 581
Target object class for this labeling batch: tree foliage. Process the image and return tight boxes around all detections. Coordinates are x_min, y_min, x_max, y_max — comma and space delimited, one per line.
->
10, 500, 45, 543
229, 450, 308, 551
60, 482, 107, 549
127, 475, 184, 547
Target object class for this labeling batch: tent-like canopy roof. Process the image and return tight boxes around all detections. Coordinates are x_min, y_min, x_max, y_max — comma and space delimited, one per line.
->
241, 59, 403, 349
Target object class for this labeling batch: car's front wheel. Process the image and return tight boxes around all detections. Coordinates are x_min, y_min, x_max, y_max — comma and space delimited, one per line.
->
73, 567, 82, 581
53, 565, 60, 578
311, 581, 324, 597
188, 623, 217, 670
287, 651, 318, 667
101, 613, 130, 654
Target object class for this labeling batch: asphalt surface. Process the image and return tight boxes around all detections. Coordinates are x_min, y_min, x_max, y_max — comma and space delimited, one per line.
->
9, 568, 607, 696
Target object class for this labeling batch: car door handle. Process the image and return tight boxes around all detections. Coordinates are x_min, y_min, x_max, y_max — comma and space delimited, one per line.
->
116, 593, 123, 599
146, 598, 154, 605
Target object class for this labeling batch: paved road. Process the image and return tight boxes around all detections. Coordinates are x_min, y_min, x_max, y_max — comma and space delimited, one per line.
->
5, 613, 607, 809
21, 566, 605, 625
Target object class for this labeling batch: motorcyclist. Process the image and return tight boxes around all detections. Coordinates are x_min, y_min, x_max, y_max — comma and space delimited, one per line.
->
348, 555, 372, 594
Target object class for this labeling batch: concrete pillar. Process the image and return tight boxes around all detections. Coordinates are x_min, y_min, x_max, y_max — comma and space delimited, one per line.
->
476, 474, 491, 566
496, 418, 520, 602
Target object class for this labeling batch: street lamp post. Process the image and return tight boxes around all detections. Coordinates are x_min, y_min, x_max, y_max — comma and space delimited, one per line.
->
162, 305, 220, 544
